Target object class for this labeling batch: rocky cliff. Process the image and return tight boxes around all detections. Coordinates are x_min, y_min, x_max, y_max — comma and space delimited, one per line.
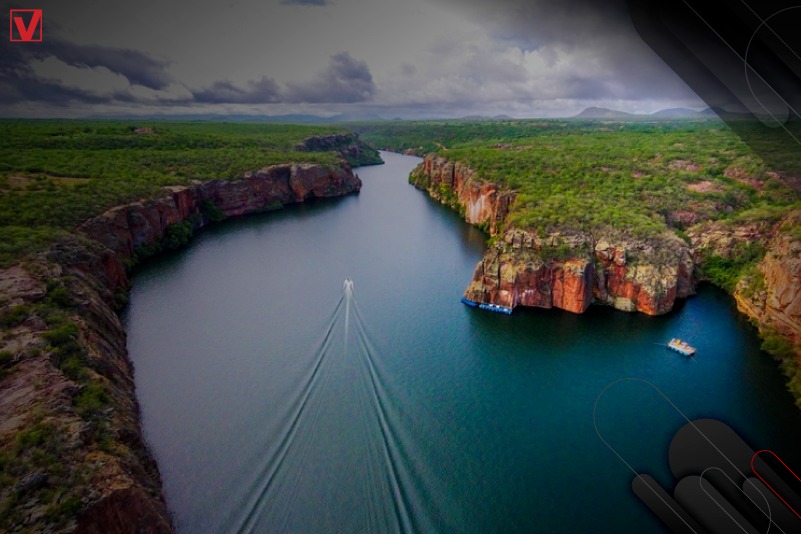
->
80, 163, 361, 263
412, 152, 801, 404
462, 228, 694, 315
410, 155, 516, 234
690, 215, 801, 405
411, 154, 695, 315
0, 162, 361, 532
295, 132, 382, 167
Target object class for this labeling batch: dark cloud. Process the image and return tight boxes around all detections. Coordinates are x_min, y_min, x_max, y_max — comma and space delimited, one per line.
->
0, 40, 114, 105
194, 77, 281, 104
285, 52, 375, 103
32, 40, 172, 90
194, 52, 374, 105
280, 0, 331, 4
400, 63, 417, 77
434, 0, 630, 52
0, 21, 176, 109
558, 75, 614, 100
431, 0, 697, 102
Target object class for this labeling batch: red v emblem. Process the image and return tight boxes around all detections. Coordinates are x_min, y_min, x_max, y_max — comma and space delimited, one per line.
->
10, 10, 42, 42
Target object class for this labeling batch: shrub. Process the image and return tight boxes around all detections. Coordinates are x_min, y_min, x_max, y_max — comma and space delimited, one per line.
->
0, 304, 31, 327
74, 381, 109, 419
201, 200, 226, 223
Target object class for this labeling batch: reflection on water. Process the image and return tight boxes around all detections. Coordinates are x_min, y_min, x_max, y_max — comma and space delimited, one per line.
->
124, 152, 801, 533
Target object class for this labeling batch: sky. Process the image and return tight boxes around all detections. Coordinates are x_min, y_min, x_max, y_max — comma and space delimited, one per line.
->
1, 0, 707, 118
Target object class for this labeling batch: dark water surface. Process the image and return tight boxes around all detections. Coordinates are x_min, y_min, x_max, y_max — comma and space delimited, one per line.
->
123, 152, 801, 533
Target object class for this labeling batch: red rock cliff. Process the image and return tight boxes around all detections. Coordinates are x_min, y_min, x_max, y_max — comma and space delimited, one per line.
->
0, 162, 360, 532
689, 216, 801, 395
463, 229, 694, 315
80, 163, 361, 263
412, 155, 695, 315
410, 155, 516, 234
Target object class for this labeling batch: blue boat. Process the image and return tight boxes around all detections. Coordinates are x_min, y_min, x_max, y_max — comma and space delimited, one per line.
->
460, 297, 479, 307
461, 297, 513, 314
478, 302, 513, 315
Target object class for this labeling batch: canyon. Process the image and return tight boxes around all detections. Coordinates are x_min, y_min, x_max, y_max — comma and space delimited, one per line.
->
0, 161, 361, 532
411, 153, 801, 397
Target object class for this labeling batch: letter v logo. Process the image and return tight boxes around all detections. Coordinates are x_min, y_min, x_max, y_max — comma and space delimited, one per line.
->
10, 9, 43, 42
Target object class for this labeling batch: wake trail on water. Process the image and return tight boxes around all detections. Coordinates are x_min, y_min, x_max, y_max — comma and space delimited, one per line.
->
232, 281, 462, 533
232, 295, 345, 534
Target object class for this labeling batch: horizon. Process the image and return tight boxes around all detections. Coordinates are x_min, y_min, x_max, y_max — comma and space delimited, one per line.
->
2, 0, 706, 119
0, 105, 717, 122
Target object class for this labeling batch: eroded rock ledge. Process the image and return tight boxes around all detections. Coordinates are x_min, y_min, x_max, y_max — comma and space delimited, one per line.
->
411, 152, 801, 404
410, 154, 694, 315
0, 162, 361, 532
462, 229, 694, 315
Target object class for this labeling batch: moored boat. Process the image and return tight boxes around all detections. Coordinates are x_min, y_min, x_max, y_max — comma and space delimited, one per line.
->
667, 338, 696, 357
478, 302, 513, 315
460, 298, 513, 314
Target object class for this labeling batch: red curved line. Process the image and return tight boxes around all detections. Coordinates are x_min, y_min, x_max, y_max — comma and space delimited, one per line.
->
751, 449, 801, 520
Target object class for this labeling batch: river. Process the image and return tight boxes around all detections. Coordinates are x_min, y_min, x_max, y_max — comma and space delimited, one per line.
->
122, 151, 801, 533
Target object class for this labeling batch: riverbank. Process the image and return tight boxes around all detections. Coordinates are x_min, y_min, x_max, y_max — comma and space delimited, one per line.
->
123, 151, 801, 532
409, 151, 801, 409
0, 138, 365, 531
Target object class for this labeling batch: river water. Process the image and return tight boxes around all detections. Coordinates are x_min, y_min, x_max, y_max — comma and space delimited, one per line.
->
123, 151, 801, 533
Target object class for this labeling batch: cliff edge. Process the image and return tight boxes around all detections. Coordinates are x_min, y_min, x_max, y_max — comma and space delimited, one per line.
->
0, 162, 361, 532
410, 154, 695, 316
410, 154, 801, 405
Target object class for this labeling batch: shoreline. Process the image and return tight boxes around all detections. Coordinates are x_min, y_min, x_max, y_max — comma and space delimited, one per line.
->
0, 161, 362, 532
409, 153, 801, 408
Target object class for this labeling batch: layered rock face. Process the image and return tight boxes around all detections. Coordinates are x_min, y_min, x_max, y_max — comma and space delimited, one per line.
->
0, 162, 361, 532
410, 155, 516, 233
463, 229, 694, 315
80, 163, 360, 263
691, 217, 801, 348
412, 154, 695, 315
295, 132, 383, 167
753, 232, 801, 346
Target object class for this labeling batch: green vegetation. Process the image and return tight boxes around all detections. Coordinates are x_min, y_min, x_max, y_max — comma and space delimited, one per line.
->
360, 119, 799, 240
360, 120, 801, 405
0, 121, 376, 266
698, 242, 766, 293
761, 327, 801, 409
0, 121, 387, 531
0, 415, 90, 531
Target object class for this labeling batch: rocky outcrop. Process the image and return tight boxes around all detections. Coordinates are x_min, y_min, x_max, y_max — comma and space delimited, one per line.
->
410, 155, 516, 234
690, 216, 801, 349
412, 155, 694, 315
295, 133, 382, 167
80, 163, 361, 263
463, 229, 693, 315
0, 162, 361, 532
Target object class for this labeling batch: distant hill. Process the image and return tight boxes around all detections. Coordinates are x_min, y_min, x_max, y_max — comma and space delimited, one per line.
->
573, 106, 720, 120
573, 107, 636, 119
86, 112, 386, 123
456, 114, 516, 122
650, 108, 705, 118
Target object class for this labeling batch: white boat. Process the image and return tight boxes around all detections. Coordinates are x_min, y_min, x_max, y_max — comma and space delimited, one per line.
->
667, 338, 696, 357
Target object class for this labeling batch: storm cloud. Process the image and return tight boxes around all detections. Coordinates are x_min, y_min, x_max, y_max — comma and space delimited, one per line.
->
1, 0, 704, 118
285, 52, 376, 103
280, 0, 331, 5
0, 36, 177, 105
194, 77, 282, 104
